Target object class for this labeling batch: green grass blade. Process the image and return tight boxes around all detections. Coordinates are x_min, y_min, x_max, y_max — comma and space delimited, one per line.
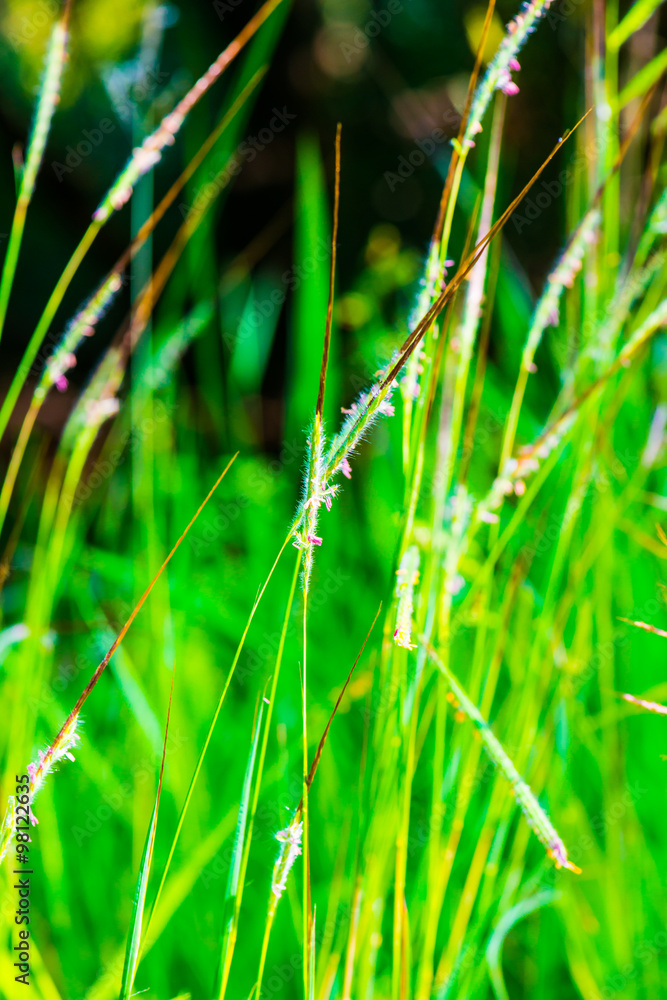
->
616, 47, 667, 108
119, 673, 175, 1000
486, 891, 557, 1000
608, 0, 667, 50
214, 696, 265, 999
288, 132, 340, 438
308, 907, 316, 1000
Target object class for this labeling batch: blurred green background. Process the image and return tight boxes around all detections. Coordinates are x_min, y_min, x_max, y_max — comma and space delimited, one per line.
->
1, 1, 667, 999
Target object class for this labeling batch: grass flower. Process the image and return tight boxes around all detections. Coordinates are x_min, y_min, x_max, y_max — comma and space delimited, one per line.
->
462, 0, 555, 148
0, 799, 16, 867
394, 545, 420, 650
2, 0, 665, 994
428, 644, 580, 873
324, 374, 400, 480
18, 16, 70, 201
293, 417, 330, 581
271, 816, 303, 901
480, 408, 578, 522
520, 208, 601, 374
303, 482, 339, 513
0, 714, 82, 854
336, 457, 352, 479
619, 618, 667, 638
39, 272, 124, 397
26, 714, 82, 825
92, 0, 285, 224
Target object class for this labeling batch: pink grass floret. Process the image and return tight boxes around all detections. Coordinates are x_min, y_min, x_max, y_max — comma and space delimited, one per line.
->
548, 838, 581, 873
623, 693, 667, 716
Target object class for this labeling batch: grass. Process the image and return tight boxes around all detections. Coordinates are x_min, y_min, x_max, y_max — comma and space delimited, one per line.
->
1, 0, 667, 998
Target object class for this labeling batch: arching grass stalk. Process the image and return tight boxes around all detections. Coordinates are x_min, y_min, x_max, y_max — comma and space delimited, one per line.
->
0, 458, 237, 866
498, 91, 655, 472
268, 125, 593, 827
0, 71, 266, 541
433, 0, 557, 288
0, 219, 103, 447
430, 0, 495, 255
43, 69, 265, 398
250, 116, 591, 695
0, 0, 72, 345
0, 0, 285, 449
0, 360, 118, 800
401, 197, 478, 542
0, 154, 233, 644
93, 0, 285, 224
56, 120, 271, 465
5, 386, 122, 776
500, 207, 601, 468
106, 108, 602, 992
398, 112, 590, 372
438, 95, 505, 510
321, 114, 589, 505
476, 294, 667, 529
402, 0, 496, 443
426, 645, 580, 872
7, 208, 284, 789
475, 113, 662, 655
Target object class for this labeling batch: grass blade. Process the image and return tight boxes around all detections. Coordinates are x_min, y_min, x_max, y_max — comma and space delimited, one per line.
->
214, 694, 266, 999
0, 0, 71, 344
119, 671, 175, 1000
608, 0, 667, 50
